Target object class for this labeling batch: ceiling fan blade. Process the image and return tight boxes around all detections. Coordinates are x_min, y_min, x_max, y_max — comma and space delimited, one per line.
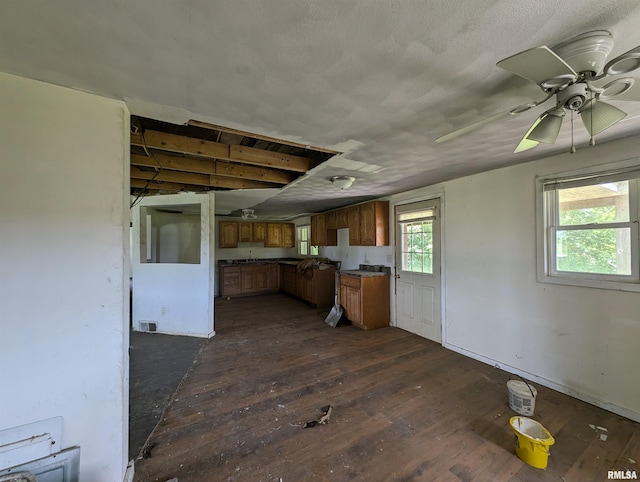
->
603, 45, 640, 76
435, 111, 511, 143
580, 101, 627, 136
497, 46, 577, 86
608, 78, 640, 101
514, 114, 545, 153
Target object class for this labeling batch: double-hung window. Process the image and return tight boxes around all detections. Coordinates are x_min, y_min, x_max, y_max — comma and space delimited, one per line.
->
539, 164, 640, 290
297, 225, 318, 256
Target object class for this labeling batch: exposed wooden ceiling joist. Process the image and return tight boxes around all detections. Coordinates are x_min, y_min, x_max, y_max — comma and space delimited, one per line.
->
131, 153, 294, 184
131, 130, 314, 172
131, 165, 280, 190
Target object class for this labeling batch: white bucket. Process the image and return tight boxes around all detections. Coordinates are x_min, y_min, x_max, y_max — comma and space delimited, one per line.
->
507, 380, 537, 416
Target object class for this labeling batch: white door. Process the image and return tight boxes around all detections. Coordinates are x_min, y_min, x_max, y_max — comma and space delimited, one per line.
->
394, 199, 442, 342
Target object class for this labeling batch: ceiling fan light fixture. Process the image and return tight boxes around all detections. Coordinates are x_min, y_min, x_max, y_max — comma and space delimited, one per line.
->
580, 101, 627, 136
527, 108, 565, 144
330, 176, 356, 190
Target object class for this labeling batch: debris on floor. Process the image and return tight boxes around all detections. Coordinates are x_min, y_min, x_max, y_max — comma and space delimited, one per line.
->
141, 442, 157, 459
303, 405, 333, 428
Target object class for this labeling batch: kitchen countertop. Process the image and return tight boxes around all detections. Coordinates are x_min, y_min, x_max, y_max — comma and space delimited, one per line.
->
340, 269, 389, 277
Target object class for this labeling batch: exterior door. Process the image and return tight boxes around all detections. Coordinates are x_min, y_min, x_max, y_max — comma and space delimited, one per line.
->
394, 199, 442, 342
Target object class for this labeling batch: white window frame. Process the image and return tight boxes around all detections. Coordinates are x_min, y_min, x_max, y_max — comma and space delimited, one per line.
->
297, 225, 318, 257
536, 159, 640, 292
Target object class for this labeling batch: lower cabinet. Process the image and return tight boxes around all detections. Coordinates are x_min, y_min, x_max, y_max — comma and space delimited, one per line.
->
338, 274, 389, 330
220, 263, 279, 297
283, 264, 335, 308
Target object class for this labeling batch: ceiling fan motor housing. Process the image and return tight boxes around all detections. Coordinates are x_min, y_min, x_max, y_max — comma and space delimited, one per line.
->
558, 82, 588, 111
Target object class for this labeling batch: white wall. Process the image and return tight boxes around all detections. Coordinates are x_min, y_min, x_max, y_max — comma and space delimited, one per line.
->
320, 228, 392, 270
0, 73, 129, 481
132, 193, 215, 338
391, 136, 640, 422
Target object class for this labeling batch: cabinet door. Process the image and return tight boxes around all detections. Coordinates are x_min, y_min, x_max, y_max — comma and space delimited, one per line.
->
219, 221, 239, 248
348, 206, 360, 245
252, 222, 267, 243
336, 208, 349, 228
316, 213, 327, 246
325, 211, 336, 229
268, 264, 280, 290
255, 265, 269, 291
281, 223, 295, 248
360, 202, 376, 246
310, 215, 318, 246
282, 265, 297, 295
220, 266, 241, 296
241, 266, 256, 293
266, 223, 282, 247
239, 222, 253, 242
345, 286, 362, 324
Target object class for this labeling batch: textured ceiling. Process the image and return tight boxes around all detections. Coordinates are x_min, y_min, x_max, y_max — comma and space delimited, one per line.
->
2, 0, 640, 218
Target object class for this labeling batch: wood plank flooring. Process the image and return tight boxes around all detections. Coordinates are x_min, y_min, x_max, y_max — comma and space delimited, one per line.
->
134, 293, 639, 481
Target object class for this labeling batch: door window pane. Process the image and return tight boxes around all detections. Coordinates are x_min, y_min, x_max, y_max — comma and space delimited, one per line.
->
400, 221, 433, 273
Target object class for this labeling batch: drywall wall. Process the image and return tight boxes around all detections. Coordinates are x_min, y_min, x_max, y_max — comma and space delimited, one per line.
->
0, 73, 129, 481
132, 193, 215, 338
320, 228, 392, 270
392, 136, 640, 421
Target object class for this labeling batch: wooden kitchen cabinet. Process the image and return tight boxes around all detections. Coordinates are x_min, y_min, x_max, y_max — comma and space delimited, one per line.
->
220, 263, 280, 297
252, 222, 267, 243
266, 223, 282, 247
359, 200, 389, 246
219, 265, 241, 296
219, 221, 239, 248
239, 222, 252, 242
338, 273, 390, 330
281, 264, 297, 296
282, 223, 295, 248
348, 206, 361, 245
325, 210, 336, 229
336, 208, 349, 228
310, 214, 337, 246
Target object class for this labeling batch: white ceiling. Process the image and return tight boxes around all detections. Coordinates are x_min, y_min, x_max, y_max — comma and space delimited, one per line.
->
3, 0, 640, 218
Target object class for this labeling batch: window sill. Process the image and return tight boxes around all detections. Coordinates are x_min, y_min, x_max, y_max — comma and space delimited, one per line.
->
537, 274, 640, 293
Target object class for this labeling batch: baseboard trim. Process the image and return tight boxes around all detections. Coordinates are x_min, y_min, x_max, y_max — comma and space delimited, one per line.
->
442, 341, 640, 424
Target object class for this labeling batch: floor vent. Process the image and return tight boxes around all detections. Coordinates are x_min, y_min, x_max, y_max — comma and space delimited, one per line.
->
139, 321, 158, 333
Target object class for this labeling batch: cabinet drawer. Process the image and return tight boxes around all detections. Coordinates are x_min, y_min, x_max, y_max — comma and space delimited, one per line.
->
339, 275, 361, 288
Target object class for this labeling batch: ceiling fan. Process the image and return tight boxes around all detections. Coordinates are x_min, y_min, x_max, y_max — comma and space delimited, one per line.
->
436, 31, 640, 152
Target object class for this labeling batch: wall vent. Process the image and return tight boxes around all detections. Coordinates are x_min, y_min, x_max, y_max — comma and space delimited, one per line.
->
139, 321, 158, 333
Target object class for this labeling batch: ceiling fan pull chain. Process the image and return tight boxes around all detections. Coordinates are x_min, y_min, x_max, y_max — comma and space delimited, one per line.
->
589, 90, 596, 146
570, 110, 576, 153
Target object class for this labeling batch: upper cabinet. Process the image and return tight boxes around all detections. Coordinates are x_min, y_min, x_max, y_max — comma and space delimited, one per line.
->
252, 222, 267, 243
219, 221, 239, 248
310, 213, 337, 247
218, 221, 295, 248
310, 200, 389, 247
359, 201, 389, 246
239, 222, 253, 243
266, 223, 283, 247
282, 223, 295, 248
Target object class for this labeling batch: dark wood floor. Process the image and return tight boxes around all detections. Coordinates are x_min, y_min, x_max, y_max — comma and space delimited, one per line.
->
134, 293, 639, 482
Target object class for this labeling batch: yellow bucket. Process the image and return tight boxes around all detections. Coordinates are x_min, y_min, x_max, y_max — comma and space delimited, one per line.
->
509, 416, 555, 469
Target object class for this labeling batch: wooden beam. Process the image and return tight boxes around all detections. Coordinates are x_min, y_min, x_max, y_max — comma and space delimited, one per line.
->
132, 130, 313, 172
131, 166, 280, 190
228, 145, 312, 172
131, 166, 210, 186
130, 179, 208, 192
214, 160, 294, 184
131, 153, 215, 175
187, 119, 339, 154
131, 153, 294, 184
208, 175, 281, 190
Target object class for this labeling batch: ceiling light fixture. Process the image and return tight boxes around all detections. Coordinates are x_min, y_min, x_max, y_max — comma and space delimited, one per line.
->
330, 176, 356, 190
